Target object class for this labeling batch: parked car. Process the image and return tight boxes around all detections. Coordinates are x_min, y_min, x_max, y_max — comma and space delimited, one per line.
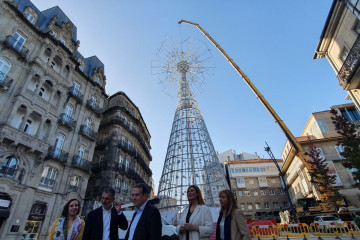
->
314, 215, 343, 225
118, 210, 178, 239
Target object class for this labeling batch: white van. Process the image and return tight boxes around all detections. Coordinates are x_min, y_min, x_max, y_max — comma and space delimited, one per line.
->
118, 210, 177, 240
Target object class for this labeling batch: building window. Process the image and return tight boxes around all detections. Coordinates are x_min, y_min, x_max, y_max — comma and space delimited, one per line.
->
75, 145, 86, 164
316, 148, 325, 160
115, 179, 121, 192
258, 177, 268, 187
38, 87, 45, 97
238, 191, 242, 197
99, 154, 104, 163
271, 178, 276, 183
279, 188, 285, 195
264, 202, 270, 209
297, 169, 304, 180
335, 145, 345, 159
69, 176, 80, 192
0, 58, 11, 82
51, 30, 57, 37
59, 37, 66, 45
273, 202, 280, 209
39, 167, 57, 190
315, 119, 329, 133
283, 201, 290, 208
244, 191, 251, 196
247, 203, 253, 210
25, 11, 35, 23
253, 190, 258, 196
260, 190, 266, 196
341, 108, 360, 122
340, 47, 349, 62
119, 155, 124, 165
269, 189, 275, 195
240, 203, 245, 210
123, 182, 128, 190
1, 156, 18, 177
10, 32, 26, 51
255, 203, 261, 210
236, 177, 245, 188
125, 159, 129, 170
23, 119, 32, 133
54, 133, 65, 157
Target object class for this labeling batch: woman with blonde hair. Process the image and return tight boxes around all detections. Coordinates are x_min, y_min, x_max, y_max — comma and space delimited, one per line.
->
48, 199, 85, 240
216, 190, 251, 240
176, 185, 214, 240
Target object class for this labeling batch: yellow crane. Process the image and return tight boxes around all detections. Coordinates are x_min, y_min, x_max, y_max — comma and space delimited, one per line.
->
178, 19, 311, 172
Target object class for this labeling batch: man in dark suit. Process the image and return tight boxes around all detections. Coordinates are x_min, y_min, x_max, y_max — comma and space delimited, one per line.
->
83, 187, 128, 240
125, 183, 162, 240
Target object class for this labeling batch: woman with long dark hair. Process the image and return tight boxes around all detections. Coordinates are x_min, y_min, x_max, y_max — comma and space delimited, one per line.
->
216, 190, 251, 240
176, 185, 214, 240
48, 198, 85, 240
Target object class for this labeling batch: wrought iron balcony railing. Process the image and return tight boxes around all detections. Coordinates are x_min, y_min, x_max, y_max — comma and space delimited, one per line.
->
338, 34, 360, 87
68, 86, 84, 103
39, 177, 55, 189
68, 185, 78, 193
5, 35, 29, 58
58, 113, 76, 130
79, 125, 97, 141
46, 146, 68, 164
0, 166, 17, 178
0, 71, 14, 90
86, 100, 103, 116
71, 155, 92, 172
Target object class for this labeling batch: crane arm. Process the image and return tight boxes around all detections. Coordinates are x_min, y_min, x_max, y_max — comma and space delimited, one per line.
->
178, 19, 311, 172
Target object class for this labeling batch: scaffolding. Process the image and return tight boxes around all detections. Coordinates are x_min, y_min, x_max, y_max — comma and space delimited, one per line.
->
155, 38, 229, 212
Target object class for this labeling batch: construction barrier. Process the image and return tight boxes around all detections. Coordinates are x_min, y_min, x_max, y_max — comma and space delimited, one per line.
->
278, 223, 310, 238
343, 221, 360, 236
251, 225, 280, 239
310, 222, 344, 237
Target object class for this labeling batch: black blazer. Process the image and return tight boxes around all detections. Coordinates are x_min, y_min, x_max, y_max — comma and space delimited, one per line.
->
82, 206, 128, 240
125, 203, 162, 240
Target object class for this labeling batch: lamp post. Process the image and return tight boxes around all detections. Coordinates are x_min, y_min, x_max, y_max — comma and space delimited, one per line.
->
264, 142, 298, 223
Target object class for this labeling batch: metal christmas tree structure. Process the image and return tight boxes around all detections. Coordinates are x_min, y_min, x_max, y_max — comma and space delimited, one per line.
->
154, 38, 229, 211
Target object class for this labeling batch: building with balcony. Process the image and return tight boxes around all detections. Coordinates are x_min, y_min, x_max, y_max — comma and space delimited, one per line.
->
84, 92, 153, 214
0, 0, 107, 239
281, 103, 360, 208
217, 150, 286, 220
314, 0, 360, 110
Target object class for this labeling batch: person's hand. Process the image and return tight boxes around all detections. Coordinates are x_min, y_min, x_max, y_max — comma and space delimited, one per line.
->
183, 223, 199, 232
179, 225, 186, 234
113, 201, 122, 213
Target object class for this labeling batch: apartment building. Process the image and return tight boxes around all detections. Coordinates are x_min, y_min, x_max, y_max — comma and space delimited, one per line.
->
84, 92, 153, 213
0, 0, 107, 239
314, 0, 360, 110
218, 151, 287, 220
281, 103, 360, 207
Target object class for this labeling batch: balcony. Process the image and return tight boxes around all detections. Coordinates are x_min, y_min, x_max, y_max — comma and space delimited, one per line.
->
86, 100, 102, 116
68, 185, 78, 193
39, 177, 55, 190
0, 166, 17, 179
45, 146, 68, 164
4, 35, 29, 59
79, 125, 97, 141
68, 86, 84, 104
58, 113, 76, 130
118, 141, 137, 156
0, 71, 14, 90
0, 124, 49, 153
71, 155, 92, 172
338, 34, 360, 87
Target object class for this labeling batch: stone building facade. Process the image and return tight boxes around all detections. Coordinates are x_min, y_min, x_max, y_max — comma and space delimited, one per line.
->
83, 92, 153, 214
281, 103, 360, 208
218, 151, 287, 220
0, 0, 107, 239
314, 0, 360, 110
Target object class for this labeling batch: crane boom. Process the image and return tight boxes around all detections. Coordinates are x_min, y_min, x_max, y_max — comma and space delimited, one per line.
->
178, 19, 311, 172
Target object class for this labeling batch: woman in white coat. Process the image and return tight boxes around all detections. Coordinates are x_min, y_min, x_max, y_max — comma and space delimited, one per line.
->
176, 185, 214, 240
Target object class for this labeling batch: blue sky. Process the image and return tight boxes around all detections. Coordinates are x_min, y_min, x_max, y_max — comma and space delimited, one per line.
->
31, 0, 348, 193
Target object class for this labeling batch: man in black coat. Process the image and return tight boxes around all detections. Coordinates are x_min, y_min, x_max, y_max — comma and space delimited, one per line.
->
125, 183, 162, 240
83, 187, 128, 240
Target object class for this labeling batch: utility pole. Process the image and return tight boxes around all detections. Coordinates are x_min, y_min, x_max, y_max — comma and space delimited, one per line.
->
264, 142, 298, 223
